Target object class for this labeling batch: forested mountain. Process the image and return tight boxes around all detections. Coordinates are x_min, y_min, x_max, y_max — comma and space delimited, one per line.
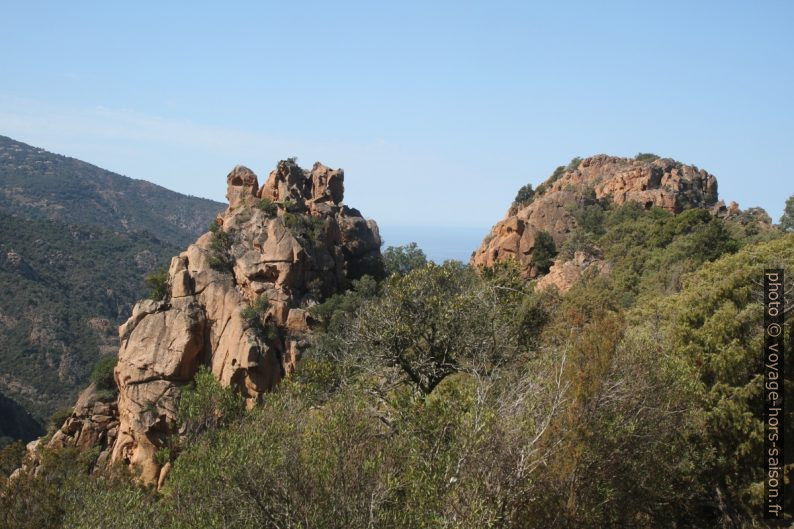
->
0, 136, 224, 248
0, 211, 179, 429
0, 136, 223, 440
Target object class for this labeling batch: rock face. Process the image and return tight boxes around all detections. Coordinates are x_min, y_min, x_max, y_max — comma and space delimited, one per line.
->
472, 155, 720, 278
47, 159, 383, 484
536, 251, 611, 294
47, 384, 119, 467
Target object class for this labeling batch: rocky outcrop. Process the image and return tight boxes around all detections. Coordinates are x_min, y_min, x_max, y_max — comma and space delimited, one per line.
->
47, 384, 118, 466
46, 159, 383, 484
536, 251, 611, 294
473, 155, 720, 278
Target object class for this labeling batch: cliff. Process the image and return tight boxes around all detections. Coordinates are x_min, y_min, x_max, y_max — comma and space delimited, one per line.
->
472, 154, 770, 291
45, 159, 383, 483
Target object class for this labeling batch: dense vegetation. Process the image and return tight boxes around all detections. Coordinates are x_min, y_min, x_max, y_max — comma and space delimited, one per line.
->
0, 135, 225, 440
0, 212, 178, 430
0, 135, 223, 248
1, 195, 791, 527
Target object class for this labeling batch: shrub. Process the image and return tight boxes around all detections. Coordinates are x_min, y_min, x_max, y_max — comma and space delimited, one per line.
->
90, 355, 117, 394
283, 213, 325, 244
780, 193, 794, 232
383, 242, 427, 277
177, 367, 245, 442
532, 230, 557, 274
513, 183, 535, 206
144, 268, 169, 301
240, 295, 270, 329
255, 198, 277, 217
208, 220, 233, 271
635, 152, 660, 162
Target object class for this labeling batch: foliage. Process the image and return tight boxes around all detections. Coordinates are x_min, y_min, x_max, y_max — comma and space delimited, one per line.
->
660, 234, 794, 521
0, 135, 224, 249
309, 275, 380, 333
780, 193, 794, 232
635, 152, 660, 161
48, 407, 73, 433
383, 242, 428, 276
283, 212, 325, 244
207, 220, 233, 270
514, 183, 535, 206
89, 355, 117, 397
0, 211, 178, 426
532, 230, 557, 274
177, 367, 245, 444
255, 197, 277, 217
144, 268, 169, 301
313, 261, 537, 395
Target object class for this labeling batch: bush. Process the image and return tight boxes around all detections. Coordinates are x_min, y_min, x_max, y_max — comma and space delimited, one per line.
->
255, 198, 277, 217
89, 355, 117, 394
177, 367, 245, 442
383, 242, 427, 277
240, 295, 270, 330
780, 193, 794, 232
513, 183, 535, 206
635, 152, 660, 162
283, 212, 324, 244
144, 268, 169, 301
208, 220, 233, 271
532, 230, 557, 274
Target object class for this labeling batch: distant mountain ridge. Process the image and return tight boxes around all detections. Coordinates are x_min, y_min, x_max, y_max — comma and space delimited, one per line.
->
0, 135, 224, 248
0, 135, 224, 442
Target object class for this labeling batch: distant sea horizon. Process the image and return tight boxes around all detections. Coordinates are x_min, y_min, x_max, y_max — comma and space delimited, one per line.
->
377, 224, 490, 264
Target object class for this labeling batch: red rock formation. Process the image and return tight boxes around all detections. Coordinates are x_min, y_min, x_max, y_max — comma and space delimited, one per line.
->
45, 159, 383, 484
472, 155, 720, 278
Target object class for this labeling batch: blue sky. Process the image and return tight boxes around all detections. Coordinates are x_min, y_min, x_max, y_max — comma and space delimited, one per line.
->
1, 1, 792, 259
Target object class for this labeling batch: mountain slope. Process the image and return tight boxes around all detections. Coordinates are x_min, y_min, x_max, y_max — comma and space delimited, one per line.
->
0, 135, 224, 248
0, 212, 180, 425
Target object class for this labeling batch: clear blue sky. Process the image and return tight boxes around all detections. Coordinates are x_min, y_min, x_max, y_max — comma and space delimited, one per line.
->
1, 1, 792, 259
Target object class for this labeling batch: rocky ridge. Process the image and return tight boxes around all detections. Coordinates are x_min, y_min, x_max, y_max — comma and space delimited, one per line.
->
472, 154, 769, 287
41, 160, 383, 484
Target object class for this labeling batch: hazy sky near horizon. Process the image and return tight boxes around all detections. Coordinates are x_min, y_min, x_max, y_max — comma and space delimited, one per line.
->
1, 1, 792, 238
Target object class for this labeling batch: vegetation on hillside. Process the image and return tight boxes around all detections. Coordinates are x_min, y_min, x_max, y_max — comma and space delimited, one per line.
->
0, 135, 224, 248
0, 212, 178, 426
1, 195, 792, 527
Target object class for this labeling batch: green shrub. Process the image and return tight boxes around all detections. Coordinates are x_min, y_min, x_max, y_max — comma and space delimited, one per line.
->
144, 268, 169, 301
255, 198, 277, 217
532, 230, 557, 274
283, 213, 325, 244
635, 152, 660, 162
240, 295, 270, 328
383, 242, 427, 277
90, 355, 117, 394
780, 193, 794, 232
177, 367, 244, 442
208, 220, 233, 271
513, 183, 535, 206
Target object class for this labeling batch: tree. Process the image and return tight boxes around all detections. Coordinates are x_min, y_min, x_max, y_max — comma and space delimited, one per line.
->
144, 268, 169, 301
532, 230, 557, 274
780, 193, 794, 232
382, 242, 427, 277
514, 184, 535, 206
321, 262, 532, 395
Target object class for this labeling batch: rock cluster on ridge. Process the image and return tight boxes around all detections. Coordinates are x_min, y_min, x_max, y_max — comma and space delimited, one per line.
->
472, 155, 721, 279
44, 159, 384, 484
